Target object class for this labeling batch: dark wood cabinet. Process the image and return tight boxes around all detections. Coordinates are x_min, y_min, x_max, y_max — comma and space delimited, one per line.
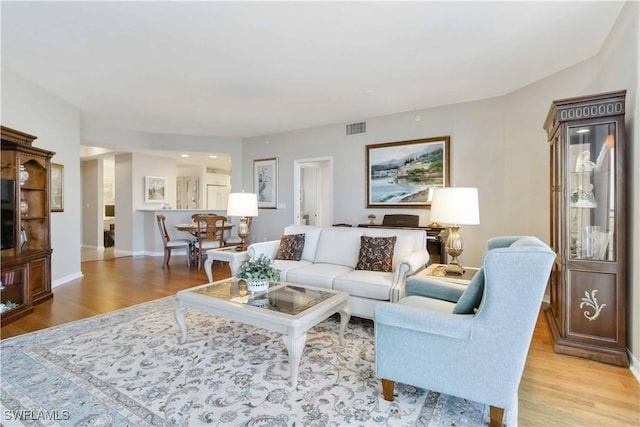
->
543, 91, 628, 367
1, 126, 54, 325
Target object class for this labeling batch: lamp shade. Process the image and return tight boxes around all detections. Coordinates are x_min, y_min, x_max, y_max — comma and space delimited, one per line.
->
430, 187, 480, 225
227, 193, 258, 217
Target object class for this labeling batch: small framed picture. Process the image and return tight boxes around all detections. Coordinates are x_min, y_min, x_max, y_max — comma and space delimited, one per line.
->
144, 176, 168, 203
254, 158, 278, 209
51, 163, 64, 212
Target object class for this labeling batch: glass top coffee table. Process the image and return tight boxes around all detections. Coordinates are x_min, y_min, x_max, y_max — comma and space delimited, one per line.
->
175, 278, 351, 386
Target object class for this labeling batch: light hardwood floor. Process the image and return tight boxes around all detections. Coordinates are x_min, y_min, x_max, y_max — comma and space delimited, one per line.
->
2, 255, 639, 426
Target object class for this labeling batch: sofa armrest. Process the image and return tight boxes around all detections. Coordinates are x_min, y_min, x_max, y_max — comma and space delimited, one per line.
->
389, 249, 430, 302
247, 240, 280, 260
374, 300, 474, 340
400, 249, 430, 275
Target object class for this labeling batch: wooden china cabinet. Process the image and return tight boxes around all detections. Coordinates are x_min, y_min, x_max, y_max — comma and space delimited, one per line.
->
1, 126, 55, 325
543, 91, 628, 367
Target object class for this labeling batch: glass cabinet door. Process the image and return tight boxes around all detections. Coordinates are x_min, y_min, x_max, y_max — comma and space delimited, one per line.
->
567, 122, 616, 261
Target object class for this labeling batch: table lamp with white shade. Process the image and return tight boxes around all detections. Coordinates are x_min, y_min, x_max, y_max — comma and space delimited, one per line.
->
429, 187, 480, 275
227, 192, 258, 251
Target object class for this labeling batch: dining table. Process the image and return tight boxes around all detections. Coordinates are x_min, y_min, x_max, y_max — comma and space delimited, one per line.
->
174, 222, 234, 237
174, 222, 235, 267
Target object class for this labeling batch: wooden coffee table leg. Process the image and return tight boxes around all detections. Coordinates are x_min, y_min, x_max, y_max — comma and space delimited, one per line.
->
282, 332, 307, 386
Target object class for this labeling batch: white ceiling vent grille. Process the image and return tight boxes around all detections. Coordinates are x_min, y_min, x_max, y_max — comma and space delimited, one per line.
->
346, 121, 366, 135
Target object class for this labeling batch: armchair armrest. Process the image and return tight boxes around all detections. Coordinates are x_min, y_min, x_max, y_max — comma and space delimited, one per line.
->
374, 298, 474, 340
247, 240, 280, 260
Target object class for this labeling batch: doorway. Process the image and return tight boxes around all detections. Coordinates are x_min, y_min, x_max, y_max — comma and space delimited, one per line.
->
293, 157, 333, 226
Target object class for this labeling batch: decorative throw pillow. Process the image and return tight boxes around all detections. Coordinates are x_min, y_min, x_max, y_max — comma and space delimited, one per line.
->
275, 234, 305, 261
356, 236, 397, 272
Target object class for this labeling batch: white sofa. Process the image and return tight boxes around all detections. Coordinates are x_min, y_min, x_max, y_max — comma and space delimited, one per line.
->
246, 225, 429, 319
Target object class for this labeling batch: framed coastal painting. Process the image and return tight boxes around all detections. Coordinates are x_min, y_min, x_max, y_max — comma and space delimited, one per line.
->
144, 176, 168, 203
254, 158, 278, 209
366, 136, 450, 208
50, 163, 64, 212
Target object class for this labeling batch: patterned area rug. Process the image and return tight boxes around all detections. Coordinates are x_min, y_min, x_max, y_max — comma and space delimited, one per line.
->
1, 297, 488, 426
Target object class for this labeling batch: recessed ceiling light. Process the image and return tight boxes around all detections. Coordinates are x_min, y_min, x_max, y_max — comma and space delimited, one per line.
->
209, 155, 217, 159
180, 154, 189, 157
576, 128, 590, 134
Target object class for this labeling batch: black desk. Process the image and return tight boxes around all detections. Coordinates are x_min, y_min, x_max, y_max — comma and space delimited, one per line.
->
357, 224, 447, 265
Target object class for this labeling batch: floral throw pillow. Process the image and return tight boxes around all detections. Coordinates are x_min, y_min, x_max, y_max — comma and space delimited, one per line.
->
356, 236, 397, 272
275, 234, 306, 261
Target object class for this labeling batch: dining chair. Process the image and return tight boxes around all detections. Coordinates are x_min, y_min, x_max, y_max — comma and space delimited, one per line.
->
192, 214, 227, 270
156, 214, 194, 267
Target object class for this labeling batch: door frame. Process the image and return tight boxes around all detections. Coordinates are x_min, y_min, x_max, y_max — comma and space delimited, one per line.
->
293, 157, 333, 226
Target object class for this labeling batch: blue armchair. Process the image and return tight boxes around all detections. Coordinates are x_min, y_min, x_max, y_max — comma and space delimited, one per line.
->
374, 236, 555, 426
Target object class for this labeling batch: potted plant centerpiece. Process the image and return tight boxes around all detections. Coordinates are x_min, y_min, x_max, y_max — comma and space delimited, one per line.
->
236, 254, 281, 292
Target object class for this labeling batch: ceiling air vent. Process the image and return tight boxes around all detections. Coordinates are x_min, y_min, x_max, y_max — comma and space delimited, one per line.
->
346, 121, 366, 135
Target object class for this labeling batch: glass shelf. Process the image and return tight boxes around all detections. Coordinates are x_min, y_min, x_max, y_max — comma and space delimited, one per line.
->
567, 123, 616, 261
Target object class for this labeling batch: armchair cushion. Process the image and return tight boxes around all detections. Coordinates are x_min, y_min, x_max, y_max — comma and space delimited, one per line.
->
406, 277, 466, 303
356, 236, 397, 272
275, 233, 305, 261
452, 268, 485, 314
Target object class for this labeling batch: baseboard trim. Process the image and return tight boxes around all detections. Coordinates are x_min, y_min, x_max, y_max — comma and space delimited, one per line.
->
52, 271, 84, 288
629, 350, 640, 382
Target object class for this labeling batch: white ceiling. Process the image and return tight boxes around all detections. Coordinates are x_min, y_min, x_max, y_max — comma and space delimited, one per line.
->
1, 1, 625, 140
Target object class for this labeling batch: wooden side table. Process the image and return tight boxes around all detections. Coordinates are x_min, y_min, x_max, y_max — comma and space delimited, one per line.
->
418, 263, 480, 285
204, 246, 249, 283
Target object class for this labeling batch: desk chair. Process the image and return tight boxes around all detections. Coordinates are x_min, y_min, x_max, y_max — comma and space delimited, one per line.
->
156, 214, 194, 267
192, 214, 227, 270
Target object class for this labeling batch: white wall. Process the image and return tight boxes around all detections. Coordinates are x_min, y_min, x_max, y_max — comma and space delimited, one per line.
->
244, 97, 508, 266
242, 2, 639, 366
81, 122, 244, 193
1, 67, 83, 285
81, 159, 103, 249
114, 153, 134, 253
115, 153, 187, 255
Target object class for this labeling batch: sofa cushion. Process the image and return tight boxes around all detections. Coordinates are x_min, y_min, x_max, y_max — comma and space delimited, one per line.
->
283, 225, 322, 262
333, 270, 395, 300
275, 233, 305, 261
285, 263, 353, 290
273, 259, 312, 281
314, 228, 363, 268
356, 236, 397, 272
452, 267, 485, 314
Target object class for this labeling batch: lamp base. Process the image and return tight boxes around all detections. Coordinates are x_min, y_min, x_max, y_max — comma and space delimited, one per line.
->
444, 225, 465, 275
443, 261, 465, 276
236, 217, 250, 252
